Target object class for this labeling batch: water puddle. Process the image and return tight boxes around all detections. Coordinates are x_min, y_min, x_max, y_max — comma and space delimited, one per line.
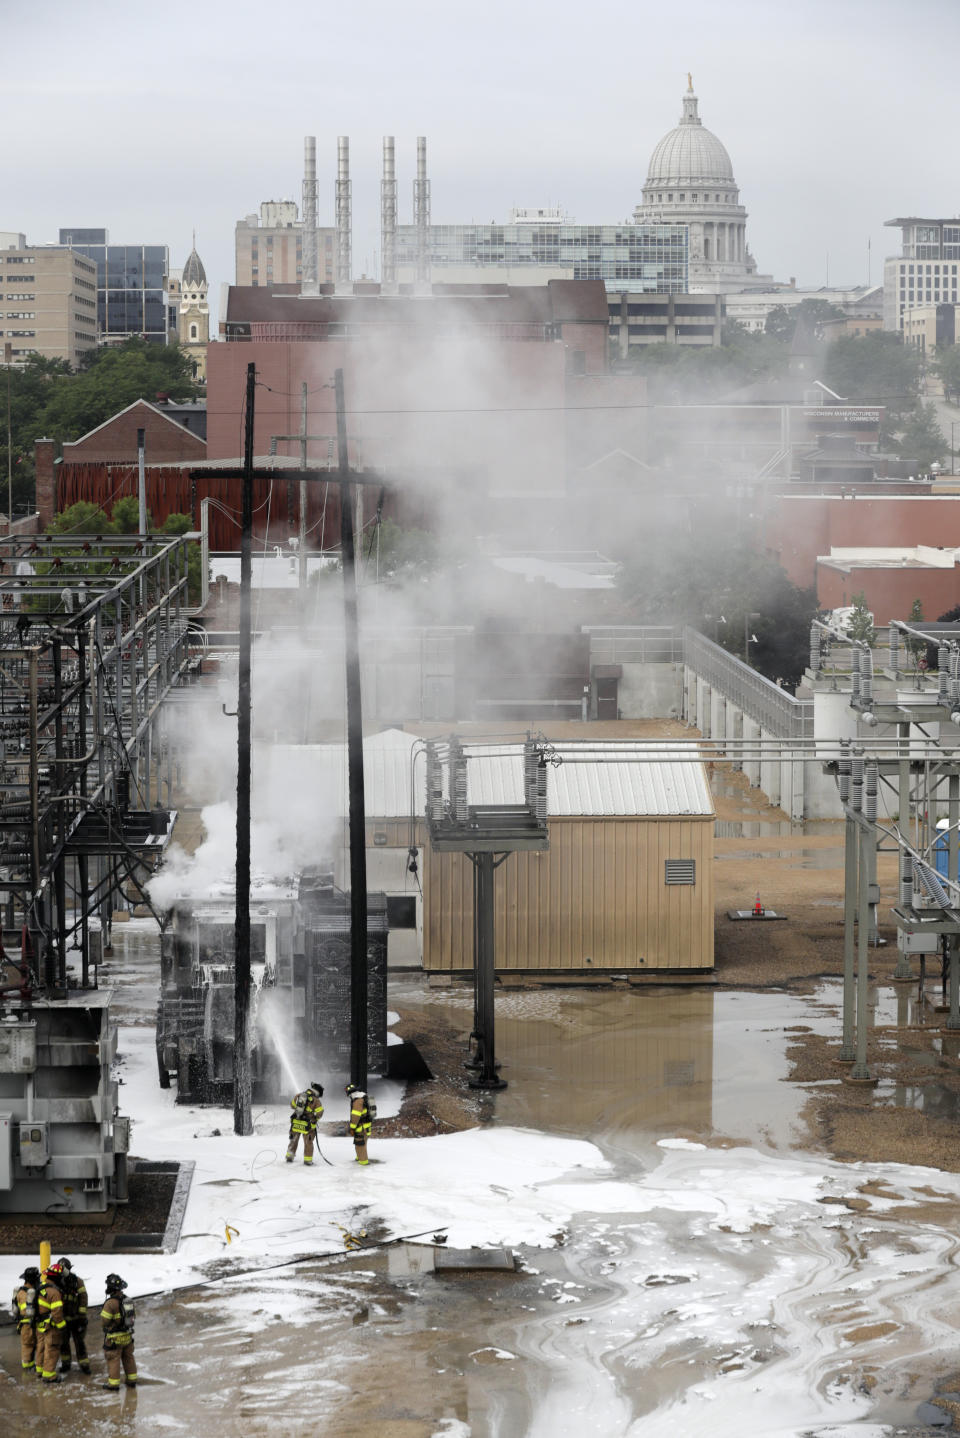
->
715, 846, 844, 868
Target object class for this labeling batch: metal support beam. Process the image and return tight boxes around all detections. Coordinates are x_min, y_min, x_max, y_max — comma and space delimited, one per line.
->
840, 816, 857, 1062
469, 851, 507, 1091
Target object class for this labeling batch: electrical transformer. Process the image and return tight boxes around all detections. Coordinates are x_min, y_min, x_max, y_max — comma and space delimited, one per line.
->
156, 867, 388, 1103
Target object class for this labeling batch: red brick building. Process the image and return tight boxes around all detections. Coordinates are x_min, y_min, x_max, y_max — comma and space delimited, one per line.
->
816, 547, 960, 622
764, 492, 959, 590
209, 280, 634, 515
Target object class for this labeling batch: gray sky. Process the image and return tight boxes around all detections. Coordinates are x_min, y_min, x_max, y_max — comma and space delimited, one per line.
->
11, 0, 960, 325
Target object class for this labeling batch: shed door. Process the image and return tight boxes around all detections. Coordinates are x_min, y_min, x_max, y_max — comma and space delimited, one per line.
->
596, 677, 619, 720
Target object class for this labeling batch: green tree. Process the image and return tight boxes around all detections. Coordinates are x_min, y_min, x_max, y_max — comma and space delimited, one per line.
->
935, 345, 960, 405
905, 597, 927, 667
614, 523, 818, 687
111, 495, 153, 532
47, 500, 116, 535
822, 331, 921, 415
846, 592, 876, 646
764, 298, 845, 345
897, 401, 946, 470
38, 338, 198, 442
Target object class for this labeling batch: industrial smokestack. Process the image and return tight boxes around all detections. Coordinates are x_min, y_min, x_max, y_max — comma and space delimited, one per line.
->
336, 136, 352, 293
381, 135, 397, 291
414, 135, 431, 290
302, 135, 319, 296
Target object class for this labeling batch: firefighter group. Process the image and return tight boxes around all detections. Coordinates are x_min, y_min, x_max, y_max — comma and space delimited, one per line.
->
9, 1082, 375, 1389
286, 1081, 375, 1166
12, 1262, 136, 1389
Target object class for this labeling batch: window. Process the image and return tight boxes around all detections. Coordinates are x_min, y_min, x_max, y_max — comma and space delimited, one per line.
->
386, 896, 416, 929
665, 859, 696, 885
189, 323, 197, 339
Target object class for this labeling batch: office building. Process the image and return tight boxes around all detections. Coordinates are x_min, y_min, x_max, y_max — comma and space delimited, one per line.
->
235, 200, 336, 287
58, 228, 170, 344
0, 241, 97, 366
395, 209, 688, 293
883, 218, 960, 332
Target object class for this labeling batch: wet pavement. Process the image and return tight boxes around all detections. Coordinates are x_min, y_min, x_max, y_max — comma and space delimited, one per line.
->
4, 960, 960, 1435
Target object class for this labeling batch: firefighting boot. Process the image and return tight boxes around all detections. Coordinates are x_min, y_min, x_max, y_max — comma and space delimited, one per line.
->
102, 1380, 121, 1391
79, 1361, 91, 1374
60, 1360, 72, 1372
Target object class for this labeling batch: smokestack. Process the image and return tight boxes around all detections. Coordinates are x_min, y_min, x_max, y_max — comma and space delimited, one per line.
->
414, 135, 431, 291
302, 135, 319, 296
381, 136, 397, 292
336, 135, 352, 293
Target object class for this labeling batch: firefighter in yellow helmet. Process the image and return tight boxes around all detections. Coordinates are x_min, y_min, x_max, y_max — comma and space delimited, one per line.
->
285, 1081, 324, 1165
36, 1262, 68, 1382
11, 1265, 40, 1372
100, 1272, 136, 1390
345, 1083, 373, 1164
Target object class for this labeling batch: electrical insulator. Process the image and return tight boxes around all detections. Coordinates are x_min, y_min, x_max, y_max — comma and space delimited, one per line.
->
860, 648, 873, 705
864, 762, 878, 822
888, 624, 899, 674
838, 745, 851, 803
851, 750, 864, 812
900, 850, 913, 909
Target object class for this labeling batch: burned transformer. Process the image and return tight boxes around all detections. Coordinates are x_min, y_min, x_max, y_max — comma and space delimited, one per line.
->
156, 866, 388, 1103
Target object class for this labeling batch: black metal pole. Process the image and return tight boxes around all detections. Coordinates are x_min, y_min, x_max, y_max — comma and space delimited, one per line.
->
471, 851, 506, 1090
336, 368, 368, 1091
234, 361, 256, 1137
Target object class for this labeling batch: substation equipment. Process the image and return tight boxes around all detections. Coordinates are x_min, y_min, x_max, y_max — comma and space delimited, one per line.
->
812, 617, 960, 1082
424, 735, 550, 1088
156, 866, 389, 1102
0, 531, 194, 1213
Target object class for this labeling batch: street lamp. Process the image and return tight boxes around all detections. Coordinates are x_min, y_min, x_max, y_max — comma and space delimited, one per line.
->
744, 612, 761, 666
705, 613, 727, 644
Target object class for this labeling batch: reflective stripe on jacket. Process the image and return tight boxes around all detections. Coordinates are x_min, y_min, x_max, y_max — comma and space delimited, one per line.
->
37, 1282, 66, 1330
348, 1096, 372, 1136
289, 1092, 323, 1133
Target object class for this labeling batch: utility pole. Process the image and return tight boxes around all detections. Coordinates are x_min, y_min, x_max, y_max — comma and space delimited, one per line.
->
137, 427, 147, 537
336, 368, 369, 1091
234, 361, 256, 1137
5, 342, 12, 532
299, 383, 308, 590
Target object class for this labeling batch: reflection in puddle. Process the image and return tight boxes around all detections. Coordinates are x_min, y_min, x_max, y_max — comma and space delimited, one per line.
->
714, 846, 844, 868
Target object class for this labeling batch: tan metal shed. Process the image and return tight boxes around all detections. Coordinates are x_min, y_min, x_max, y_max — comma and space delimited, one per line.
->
422, 744, 714, 975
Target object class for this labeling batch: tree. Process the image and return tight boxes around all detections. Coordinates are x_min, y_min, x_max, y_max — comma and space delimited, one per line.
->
613, 520, 818, 687
846, 592, 876, 646
47, 500, 116, 536
764, 298, 844, 345
897, 401, 946, 470
935, 345, 960, 406
822, 331, 921, 415
38, 338, 198, 442
905, 597, 927, 669
111, 495, 152, 532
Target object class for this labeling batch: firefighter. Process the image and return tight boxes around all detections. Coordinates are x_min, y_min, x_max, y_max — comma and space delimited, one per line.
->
11, 1265, 40, 1372
345, 1083, 373, 1165
36, 1262, 68, 1382
100, 1273, 136, 1390
286, 1081, 324, 1165
58, 1258, 91, 1374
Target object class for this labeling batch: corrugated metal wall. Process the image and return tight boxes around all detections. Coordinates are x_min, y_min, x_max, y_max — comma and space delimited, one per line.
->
422, 816, 713, 972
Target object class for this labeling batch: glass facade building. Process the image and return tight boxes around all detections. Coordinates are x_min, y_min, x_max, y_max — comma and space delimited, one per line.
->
58, 228, 170, 343
395, 222, 688, 293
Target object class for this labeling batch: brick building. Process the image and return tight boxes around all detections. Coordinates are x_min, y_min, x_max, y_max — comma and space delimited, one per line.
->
209, 279, 636, 518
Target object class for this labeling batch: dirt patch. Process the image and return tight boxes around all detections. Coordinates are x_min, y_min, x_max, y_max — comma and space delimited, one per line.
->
0, 1163, 178, 1255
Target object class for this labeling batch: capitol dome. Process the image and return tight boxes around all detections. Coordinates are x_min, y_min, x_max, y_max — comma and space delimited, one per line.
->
645, 81, 735, 187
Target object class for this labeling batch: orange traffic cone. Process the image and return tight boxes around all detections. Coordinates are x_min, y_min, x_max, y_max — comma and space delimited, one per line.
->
752, 892, 765, 917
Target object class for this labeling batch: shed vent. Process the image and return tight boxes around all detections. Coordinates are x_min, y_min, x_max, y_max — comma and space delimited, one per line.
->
664, 859, 696, 886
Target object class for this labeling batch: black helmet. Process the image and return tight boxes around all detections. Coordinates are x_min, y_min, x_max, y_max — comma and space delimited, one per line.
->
345, 1083, 356, 1095
21, 1266, 40, 1286
105, 1273, 127, 1293
58, 1258, 73, 1272
310, 1080, 324, 1097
